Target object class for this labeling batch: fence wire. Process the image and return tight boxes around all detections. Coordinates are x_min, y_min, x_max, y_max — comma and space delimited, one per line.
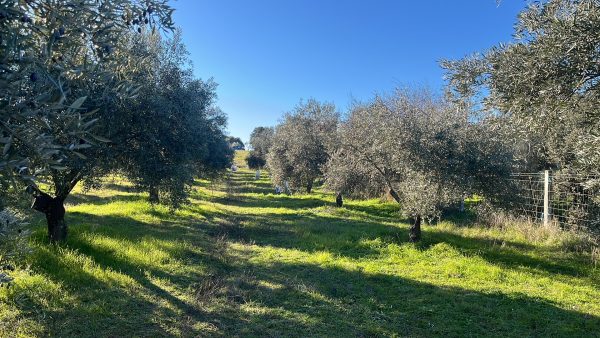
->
510, 172, 600, 233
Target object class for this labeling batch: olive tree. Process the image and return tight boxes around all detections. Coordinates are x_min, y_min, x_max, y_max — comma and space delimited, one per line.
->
246, 151, 267, 170
325, 88, 513, 242
29, 25, 234, 242
226, 136, 245, 151
246, 126, 274, 171
441, 0, 600, 175
267, 99, 338, 193
249, 127, 274, 154
108, 31, 232, 208
1, 1, 177, 242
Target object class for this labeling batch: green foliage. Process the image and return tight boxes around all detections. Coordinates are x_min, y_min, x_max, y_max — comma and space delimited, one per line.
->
0, 0, 174, 184
267, 99, 339, 192
106, 31, 232, 208
249, 126, 274, 155
441, 0, 600, 174
0, 209, 30, 285
226, 136, 245, 150
0, 2, 233, 241
247, 126, 274, 170
0, 0, 177, 241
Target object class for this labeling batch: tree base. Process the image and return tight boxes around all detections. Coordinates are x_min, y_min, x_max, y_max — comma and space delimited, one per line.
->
335, 193, 343, 207
31, 191, 67, 242
409, 215, 422, 243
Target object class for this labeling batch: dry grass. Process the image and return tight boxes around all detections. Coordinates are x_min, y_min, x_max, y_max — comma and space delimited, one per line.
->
479, 209, 599, 266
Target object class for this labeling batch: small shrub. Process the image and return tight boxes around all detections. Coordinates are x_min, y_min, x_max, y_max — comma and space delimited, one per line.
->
0, 209, 31, 285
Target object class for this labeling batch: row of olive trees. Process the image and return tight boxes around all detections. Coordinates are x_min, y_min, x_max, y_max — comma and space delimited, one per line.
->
260, 91, 512, 242
266, 99, 338, 193
325, 90, 514, 241
0, 1, 232, 243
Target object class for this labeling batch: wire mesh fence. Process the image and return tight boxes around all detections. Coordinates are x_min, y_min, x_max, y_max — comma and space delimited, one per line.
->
510, 171, 600, 233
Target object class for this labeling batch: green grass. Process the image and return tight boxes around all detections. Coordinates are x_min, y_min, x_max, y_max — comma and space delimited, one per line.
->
1, 156, 599, 337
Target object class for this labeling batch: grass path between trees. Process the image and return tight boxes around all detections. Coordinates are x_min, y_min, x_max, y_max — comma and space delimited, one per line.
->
1, 152, 599, 337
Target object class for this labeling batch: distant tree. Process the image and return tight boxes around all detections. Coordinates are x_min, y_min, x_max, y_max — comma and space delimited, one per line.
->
325, 88, 513, 242
227, 137, 245, 151
249, 127, 275, 156
267, 99, 339, 193
246, 151, 267, 170
247, 127, 274, 172
441, 0, 600, 176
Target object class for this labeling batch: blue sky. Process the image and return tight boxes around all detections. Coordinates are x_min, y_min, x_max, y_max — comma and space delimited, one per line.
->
171, 1, 527, 143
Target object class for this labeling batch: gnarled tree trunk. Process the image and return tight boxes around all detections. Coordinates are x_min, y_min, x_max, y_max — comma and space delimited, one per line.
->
31, 192, 67, 243
46, 198, 67, 242
409, 215, 422, 243
28, 169, 82, 242
387, 187, 401, 204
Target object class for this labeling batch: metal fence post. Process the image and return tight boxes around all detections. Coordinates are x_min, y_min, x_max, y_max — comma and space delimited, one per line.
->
544, 170, 550, 226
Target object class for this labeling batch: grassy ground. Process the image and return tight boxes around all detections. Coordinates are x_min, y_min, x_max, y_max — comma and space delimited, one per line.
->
1, 151, 599, 337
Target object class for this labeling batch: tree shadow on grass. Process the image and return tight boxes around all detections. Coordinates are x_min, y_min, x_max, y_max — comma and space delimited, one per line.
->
342, 200, 401, 221
65, 192, 144, 206
25, 242, 183, 337
420, 230, 599, 286
234, 184, 278, 194
22, 206, 600, 337
211, 194, 332, 210
230, 261, 600, 337
200, 206, 599, 286
64, 182, 599, 292
100, 182, 141, 194
29, 175, 597, 336
23, 213, 319, 337
25, 211, 231, 336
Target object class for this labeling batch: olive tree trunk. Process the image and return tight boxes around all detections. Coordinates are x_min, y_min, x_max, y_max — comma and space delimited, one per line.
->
46, 199, 67, 242
409, 215, 422, 243
31, 191, 67, 242
335, 192, 343, 207
306, 182, 313, 193
28, 169, 82, 242
149, 186, 160, 204
387, 187, 401, 204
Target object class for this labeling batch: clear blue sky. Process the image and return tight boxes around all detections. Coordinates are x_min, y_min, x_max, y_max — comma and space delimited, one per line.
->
171, 0, 527, 144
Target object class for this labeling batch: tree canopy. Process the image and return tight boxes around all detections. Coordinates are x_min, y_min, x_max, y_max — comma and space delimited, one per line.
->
0, 0, 174, 184
267, 99, 338, 193
442, 0, 600, 175
226, 136, 245, 151
249, 126, 274, 156
107, 31, 232, 208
